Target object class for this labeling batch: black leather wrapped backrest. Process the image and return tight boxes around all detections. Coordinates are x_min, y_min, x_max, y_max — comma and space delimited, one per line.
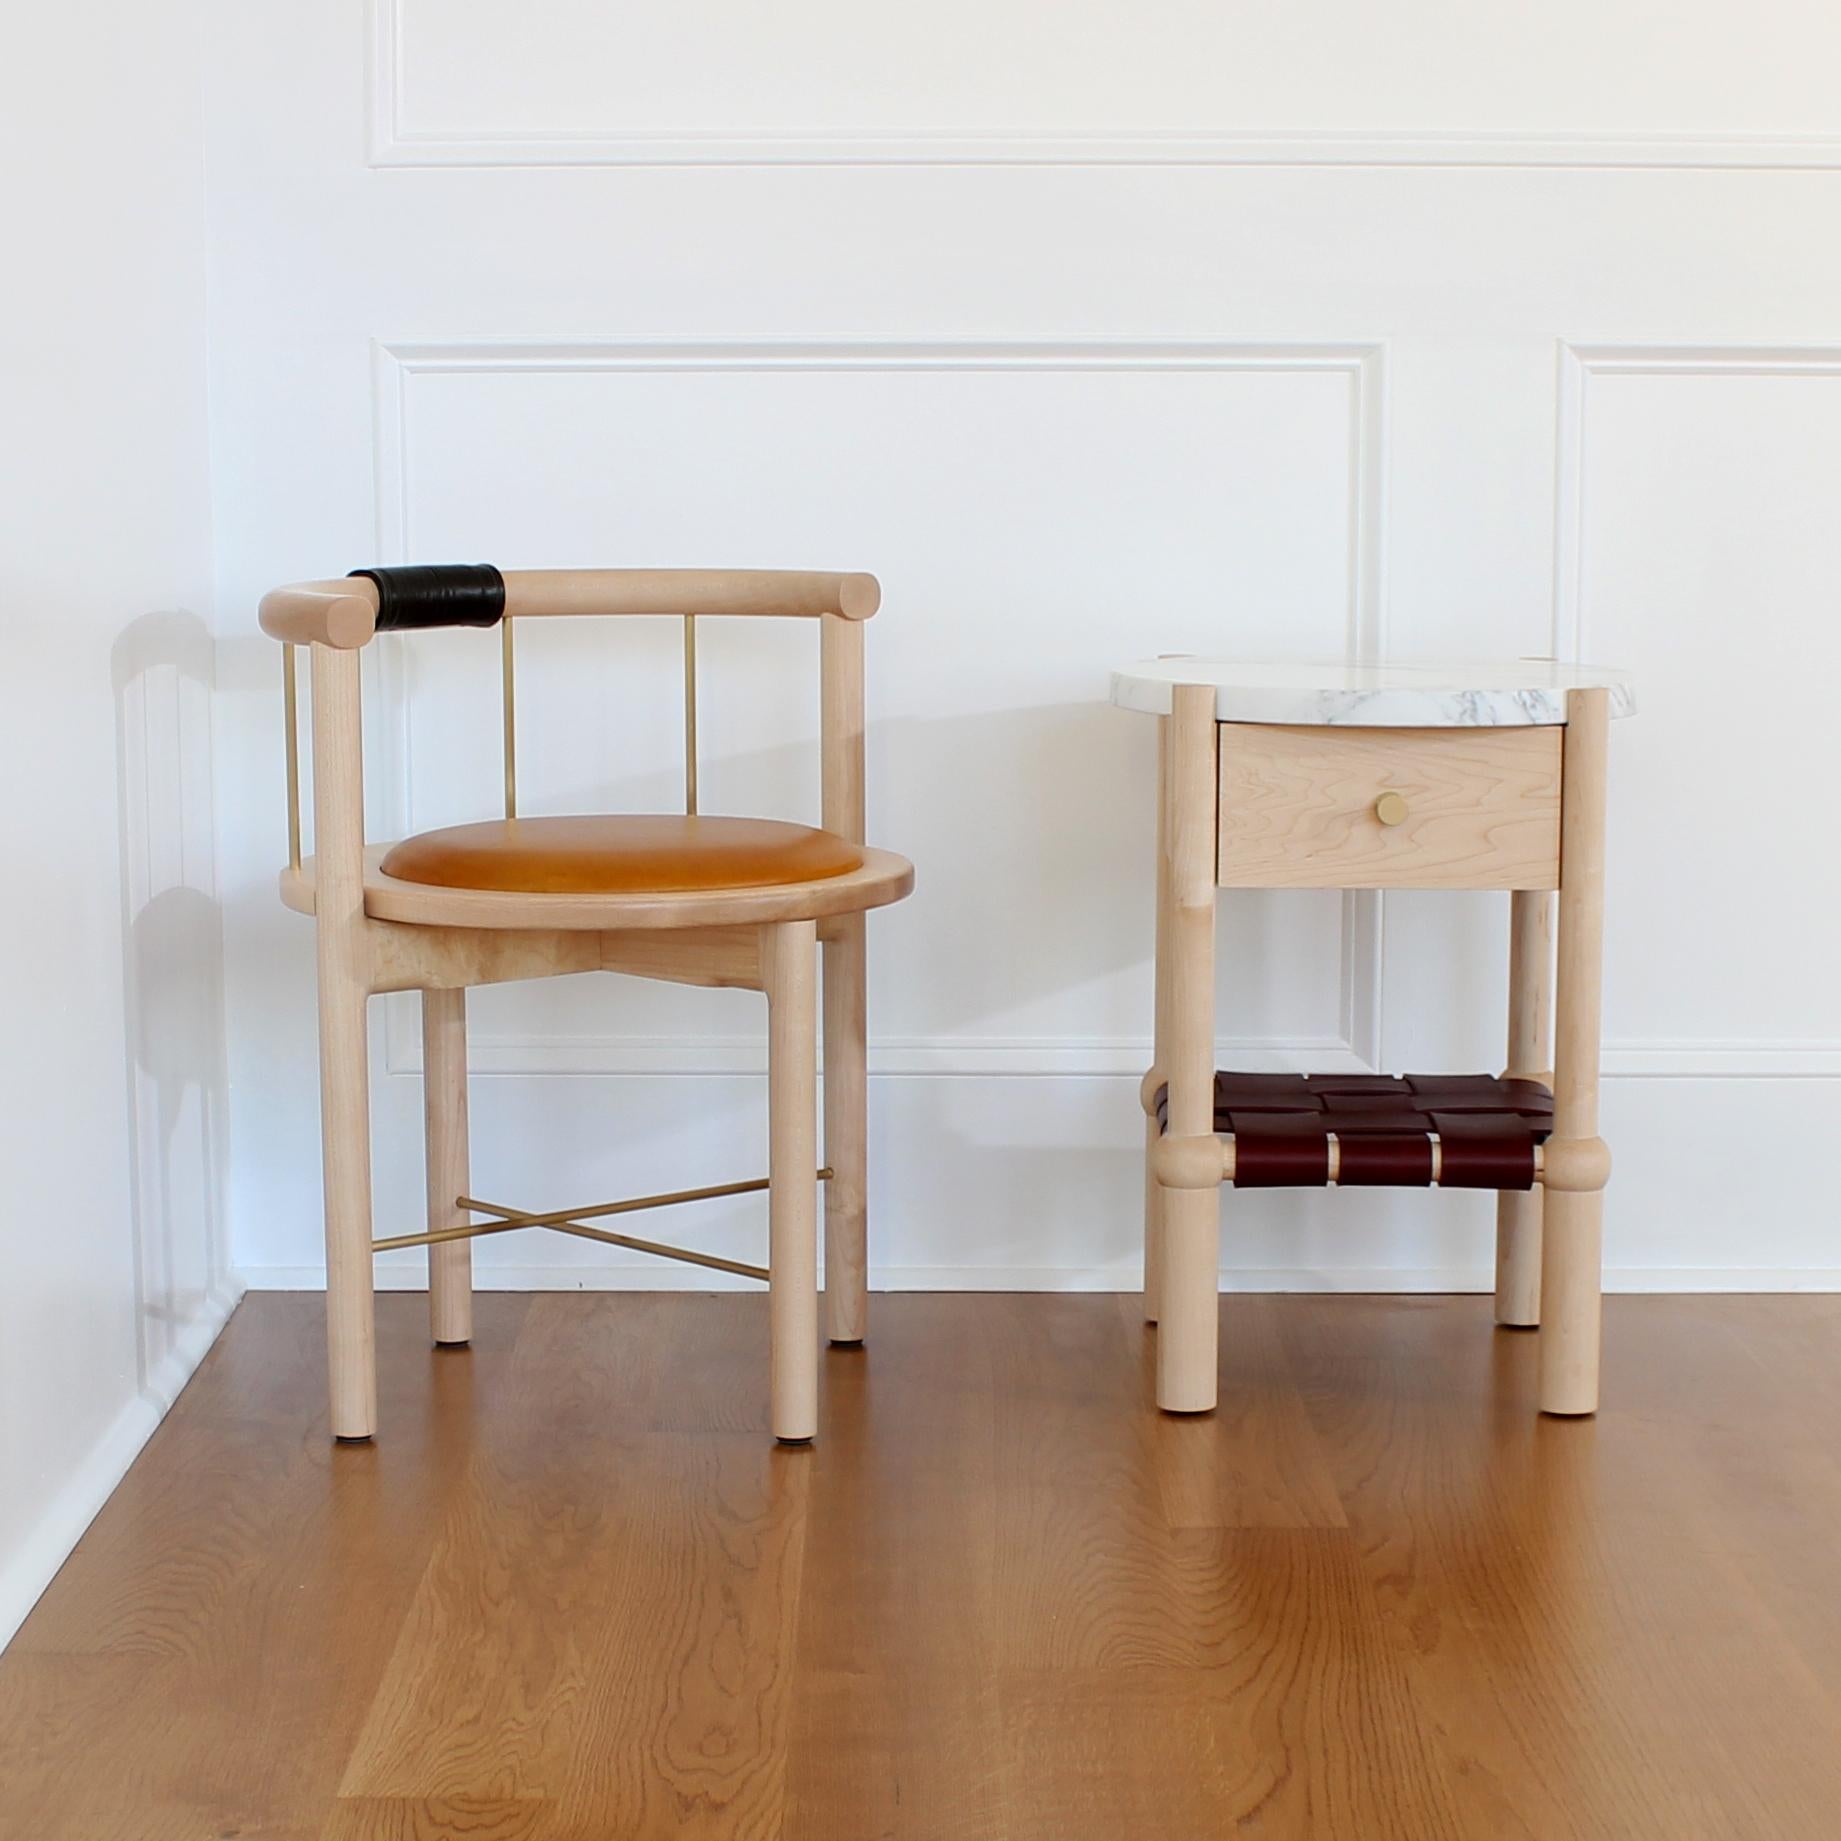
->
348, 564, 506, 632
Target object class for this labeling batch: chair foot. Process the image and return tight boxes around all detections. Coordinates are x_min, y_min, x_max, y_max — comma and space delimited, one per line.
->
828, 1337, 864, 1350
776, 1435, 815, 1448
333, 1433, 375, 1446
433, 1338, 471, 1350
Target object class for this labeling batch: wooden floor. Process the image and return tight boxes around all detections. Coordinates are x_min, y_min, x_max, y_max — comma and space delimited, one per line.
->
5, 1294, 1841, 1839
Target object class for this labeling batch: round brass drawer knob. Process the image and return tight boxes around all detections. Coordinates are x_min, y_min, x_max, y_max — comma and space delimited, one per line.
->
1373, 791, 1409, 827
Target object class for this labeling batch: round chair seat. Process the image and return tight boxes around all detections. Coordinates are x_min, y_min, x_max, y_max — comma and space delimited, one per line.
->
379, 814, 865, 896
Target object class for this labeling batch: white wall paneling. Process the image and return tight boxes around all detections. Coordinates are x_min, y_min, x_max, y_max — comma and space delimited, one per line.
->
370, 0, 1841, 168
201, 0, 1841, 1308
370, 339, 1385, 1081
1556, 344, 1841, 1079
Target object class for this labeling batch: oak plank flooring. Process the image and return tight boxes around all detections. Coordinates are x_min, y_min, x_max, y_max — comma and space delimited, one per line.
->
4, 1293, 1841, 1838
342, 1296, 807, 1836
1280, 1295, 1841, 1840
784, 1293, 1006, 1841
318, 1797, 554, 1840
991, 1296, 1459, 1837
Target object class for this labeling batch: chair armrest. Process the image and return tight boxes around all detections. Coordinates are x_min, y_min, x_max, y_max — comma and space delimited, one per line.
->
259, 579, 380, 650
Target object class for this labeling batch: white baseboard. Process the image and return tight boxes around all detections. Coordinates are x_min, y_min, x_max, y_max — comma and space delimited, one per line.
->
0, 1276, 245, 1655
237, 1264, 1841, 1295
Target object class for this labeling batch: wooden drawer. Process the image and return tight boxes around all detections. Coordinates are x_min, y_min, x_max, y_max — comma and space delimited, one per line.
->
1217, 723, 1562, 890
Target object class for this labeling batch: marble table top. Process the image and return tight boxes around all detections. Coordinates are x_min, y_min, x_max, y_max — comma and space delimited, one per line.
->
1109, 658, 1636, 727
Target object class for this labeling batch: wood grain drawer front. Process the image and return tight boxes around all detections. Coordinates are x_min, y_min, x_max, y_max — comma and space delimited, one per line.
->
1217, 724, 1562, 890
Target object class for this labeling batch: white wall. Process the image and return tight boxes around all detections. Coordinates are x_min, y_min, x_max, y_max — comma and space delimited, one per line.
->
207, 0, 1841, 1300
0, 2, 231, 1646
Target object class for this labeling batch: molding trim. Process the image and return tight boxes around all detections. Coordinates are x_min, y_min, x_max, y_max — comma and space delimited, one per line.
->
378, 1040, 1841, 1078
1552, 340, 1841, 1082
367, 9, 1841, 173
0, 1277, 244, 1654
241, 1263, 1841, 1295
391, 1032, 1379, 1080
370, 335, 1387, 1080
1553, 342, 1841, 659
1600, 1043, 1841, 1079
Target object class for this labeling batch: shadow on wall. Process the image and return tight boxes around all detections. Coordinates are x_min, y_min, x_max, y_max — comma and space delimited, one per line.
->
112, 611, 229, 1393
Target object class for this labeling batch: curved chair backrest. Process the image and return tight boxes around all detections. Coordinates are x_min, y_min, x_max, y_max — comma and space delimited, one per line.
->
261, 565, 876, 878
259, 567, 879, 649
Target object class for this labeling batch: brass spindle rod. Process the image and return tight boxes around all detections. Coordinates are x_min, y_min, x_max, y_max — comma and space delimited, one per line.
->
460, 1168, 831, 1235
370, 1210, 766, 1280
372, 1215, 531, 1254
372, 1167, 833, 1267
501, 614, 517, 819
683, 612, 698, 816
282, 642, 302, 870
463, 1201, 769, 1282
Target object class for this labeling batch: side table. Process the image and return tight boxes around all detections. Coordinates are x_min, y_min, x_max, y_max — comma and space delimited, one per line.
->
1111, 659, 1636, 1418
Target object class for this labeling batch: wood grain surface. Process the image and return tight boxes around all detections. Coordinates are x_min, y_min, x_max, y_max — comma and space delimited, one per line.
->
1218, 722, 1562, 890
6, 1291, 1841, 1838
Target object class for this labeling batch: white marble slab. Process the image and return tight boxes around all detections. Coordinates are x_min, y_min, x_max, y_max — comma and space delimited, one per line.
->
1109, 658, 1636, 727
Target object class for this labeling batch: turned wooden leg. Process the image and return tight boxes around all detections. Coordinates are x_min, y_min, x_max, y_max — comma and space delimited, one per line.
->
319, 973, 376, 1440
765, 919, 820, 1443
819, 610, 869, 1351
1540, 688, 1611, 1417
1496, 889, 1553, 1327
1156, 683, 1220, 1414
311, 644, 377, 1442
822, 914, 867, 1346
1144, 712, 1173, 1325
422, 986, 472, 1347
1495, 1190, 1545, 1330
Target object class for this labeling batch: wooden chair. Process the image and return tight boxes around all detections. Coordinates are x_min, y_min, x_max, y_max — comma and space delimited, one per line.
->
261, 565, 913, 1444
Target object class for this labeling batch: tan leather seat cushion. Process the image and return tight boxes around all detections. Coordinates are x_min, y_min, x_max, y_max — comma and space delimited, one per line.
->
379, 814, 865, 896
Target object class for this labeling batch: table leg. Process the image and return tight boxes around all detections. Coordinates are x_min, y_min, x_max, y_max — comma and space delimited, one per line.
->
1496, 889, 1553, 1326
1540, 688, 1611, 1416
1156, 684, 1220, 1413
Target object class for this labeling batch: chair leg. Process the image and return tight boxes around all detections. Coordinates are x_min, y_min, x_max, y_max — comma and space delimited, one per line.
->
822, 914, 867, 1346
764, 919, 819, 1444
318, 970, 377, 1441
422, 987, 472, 1347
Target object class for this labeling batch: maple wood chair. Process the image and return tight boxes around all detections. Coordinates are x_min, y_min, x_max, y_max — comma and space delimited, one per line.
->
262, 565, 913, 1444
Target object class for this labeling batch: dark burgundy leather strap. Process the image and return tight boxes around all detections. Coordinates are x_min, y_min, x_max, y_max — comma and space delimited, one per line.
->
1224, 1110, 1330, 1187
1153, 1070, 1551, 1192
1335, 1130, 1436, 1187
1430, 1111, 1538, 1190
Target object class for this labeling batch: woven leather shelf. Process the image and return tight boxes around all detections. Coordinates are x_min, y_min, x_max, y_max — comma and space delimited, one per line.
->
1154, 1072, 1554, 1191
